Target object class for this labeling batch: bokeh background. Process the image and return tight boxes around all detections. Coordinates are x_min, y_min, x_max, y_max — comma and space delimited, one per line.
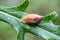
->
0, 0, 60, 40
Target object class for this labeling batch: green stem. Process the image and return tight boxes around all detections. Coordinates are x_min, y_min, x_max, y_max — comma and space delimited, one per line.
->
18, 29, 25, 40
0, 11, 60, 40
0, 11, 25, 40
39, 21, 60, 36
1, 9, 60, 36
0, 11, 20, 32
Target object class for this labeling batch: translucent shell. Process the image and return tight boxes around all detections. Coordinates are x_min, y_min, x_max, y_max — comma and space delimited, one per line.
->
22, 14, 43, 24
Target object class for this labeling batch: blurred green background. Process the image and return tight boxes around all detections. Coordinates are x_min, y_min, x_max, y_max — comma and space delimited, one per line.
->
0, 0, 60, 40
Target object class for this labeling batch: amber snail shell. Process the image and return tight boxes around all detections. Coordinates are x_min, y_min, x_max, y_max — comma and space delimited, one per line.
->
22, 14, 43, 24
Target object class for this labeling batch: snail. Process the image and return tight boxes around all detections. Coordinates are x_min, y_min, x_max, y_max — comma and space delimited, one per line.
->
22, 14, 43, 24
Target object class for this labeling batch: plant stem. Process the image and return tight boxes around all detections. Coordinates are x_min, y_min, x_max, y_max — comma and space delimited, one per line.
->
0, 11, 60, 40
17, 29, 25, 40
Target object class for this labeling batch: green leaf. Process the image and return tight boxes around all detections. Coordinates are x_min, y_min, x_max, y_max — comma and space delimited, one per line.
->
38, 11, 60, 36
0, 0, 29, 18
0, 11, 60, 40
16, 0, 29, 11
43, 11, 58, 22
0, 11, 25, 40
0, 6, 26, 18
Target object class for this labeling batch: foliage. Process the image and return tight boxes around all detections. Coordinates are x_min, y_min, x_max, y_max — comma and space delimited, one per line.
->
0, 0, 60, 40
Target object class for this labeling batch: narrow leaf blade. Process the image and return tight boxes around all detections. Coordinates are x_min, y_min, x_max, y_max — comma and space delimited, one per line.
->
43, 11, 58, 22
16, 0, 29, 11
